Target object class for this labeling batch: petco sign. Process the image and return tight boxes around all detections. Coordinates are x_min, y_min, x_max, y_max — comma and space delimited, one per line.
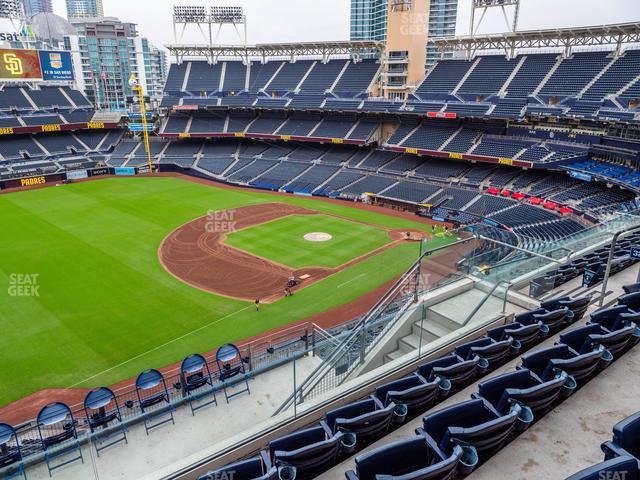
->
0, 32, 20, 42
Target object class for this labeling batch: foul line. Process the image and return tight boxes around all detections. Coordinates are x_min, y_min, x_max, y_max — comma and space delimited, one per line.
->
337, 273, 366, 289
66, 304, 253, 389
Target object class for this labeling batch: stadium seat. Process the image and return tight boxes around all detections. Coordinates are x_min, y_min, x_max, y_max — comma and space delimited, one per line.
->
180, 353, 218, 414
216, 343, 251, 402
36, 402, 84, 476
416, 354, 480, 393
323, 398, 396, 448
83, 387, 128, 455
135, 369, 176, 434
454, 338, 515, 373
268, 426, 344, 479
539, 295, 591, 322
566, 455, 640, 480
373, 375, 442, 416
345, 436, 477, 480
520, 344, 604, 386
474, 369, 569, 420
559, 324, 634, 361
617, 291, 640, 310
0, 423, 25, 479
197, 453, 277, 480
602, 411, 640, 461
419, 398, 522, 463
515, 307, 574, 334
487, 321, 547, 352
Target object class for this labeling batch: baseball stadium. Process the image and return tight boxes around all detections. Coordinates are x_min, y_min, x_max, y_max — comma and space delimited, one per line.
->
1, 0, 640, 479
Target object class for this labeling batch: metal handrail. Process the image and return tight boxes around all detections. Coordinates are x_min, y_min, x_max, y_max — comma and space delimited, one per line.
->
598, 224, 640, 306
461, 281, 510, 327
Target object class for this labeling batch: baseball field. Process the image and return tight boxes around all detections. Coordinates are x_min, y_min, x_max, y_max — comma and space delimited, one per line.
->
0, 175, 453, 407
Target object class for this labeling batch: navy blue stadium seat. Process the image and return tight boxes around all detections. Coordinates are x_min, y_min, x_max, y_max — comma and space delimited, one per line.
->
373, 375, 441, 416
0, 423, 25, 479
487, 321, 547, 352
323, 398, 396, 446
36, 402, 84, 475
602, 411, 640, 461
198, 453, 277, 480
416, 354, 480, 393
454, 337, 514, 373
617, 291, 640, 310
268, 426, 344, 480
515, 307, 574, 334
475, 369, 568, 419
216, 343, 250, 402
419, 398, 521, 463
135, 369, 176, 434
520, 344, 604, 386
180, 353, 218, 414
540, 296, 591, 322
623, 283, 640, 294
345, 436, 477, 480
83, 387, 128, 455
559, 324, 634, 360
566, 455, 640, 480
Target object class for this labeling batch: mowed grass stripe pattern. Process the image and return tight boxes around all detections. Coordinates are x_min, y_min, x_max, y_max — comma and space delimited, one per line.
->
225, 214, 391, 269
0, 177, 448, 407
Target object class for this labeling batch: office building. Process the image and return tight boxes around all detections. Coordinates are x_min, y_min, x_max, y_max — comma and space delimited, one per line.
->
66, 0, 103, 18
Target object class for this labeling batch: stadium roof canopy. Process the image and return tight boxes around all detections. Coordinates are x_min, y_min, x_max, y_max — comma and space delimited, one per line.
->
433, 22, 640, 58
165, 40, 385, 63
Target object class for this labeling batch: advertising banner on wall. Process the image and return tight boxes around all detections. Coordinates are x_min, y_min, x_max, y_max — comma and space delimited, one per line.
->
66, 169, 88, 180
0, 48, 42, 80
38, 51, 74, 81
115, 167, 136, 176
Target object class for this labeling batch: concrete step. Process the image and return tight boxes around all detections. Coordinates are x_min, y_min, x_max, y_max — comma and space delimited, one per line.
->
427, 288, 490, 329
412, 320, 451, 341
384, 349, 405, 363
399, 333, 423, 354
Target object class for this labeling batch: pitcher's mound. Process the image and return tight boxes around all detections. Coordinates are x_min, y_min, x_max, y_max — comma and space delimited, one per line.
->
304, 232, 332, 242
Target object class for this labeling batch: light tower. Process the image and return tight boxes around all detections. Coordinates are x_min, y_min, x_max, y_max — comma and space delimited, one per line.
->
469, 0, 521, 37
172, 4, 247, 63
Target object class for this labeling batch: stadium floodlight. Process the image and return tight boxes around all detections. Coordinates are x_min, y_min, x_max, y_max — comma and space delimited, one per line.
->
210, 6, 244, 24
0, 0, 22, 19
469, 0, 520, 37
473, 0, 519, 6
173, 5, 207, 23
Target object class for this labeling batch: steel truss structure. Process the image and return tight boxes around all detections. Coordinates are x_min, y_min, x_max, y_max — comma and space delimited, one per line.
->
433, 22, 640, 59
166, 41, 385, 64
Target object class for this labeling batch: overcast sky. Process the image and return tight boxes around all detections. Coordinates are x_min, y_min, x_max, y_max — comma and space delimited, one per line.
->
49, 0, 640, 50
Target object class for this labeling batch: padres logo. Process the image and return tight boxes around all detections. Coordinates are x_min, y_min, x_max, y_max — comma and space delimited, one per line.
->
3, 53, 23, 76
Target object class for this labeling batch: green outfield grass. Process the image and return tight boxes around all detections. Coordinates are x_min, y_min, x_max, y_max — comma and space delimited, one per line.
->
225, 214, 392, 268
0, 176, 454, 407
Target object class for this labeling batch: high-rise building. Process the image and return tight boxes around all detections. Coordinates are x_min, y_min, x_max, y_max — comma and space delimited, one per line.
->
64, 16, 166, 109
350, 0, 388, 41
65, 0, 103, 18
349, 0, 458, 67
0, 0, 22, 19
426, 0, 458, 67
22, 0, 53, 18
